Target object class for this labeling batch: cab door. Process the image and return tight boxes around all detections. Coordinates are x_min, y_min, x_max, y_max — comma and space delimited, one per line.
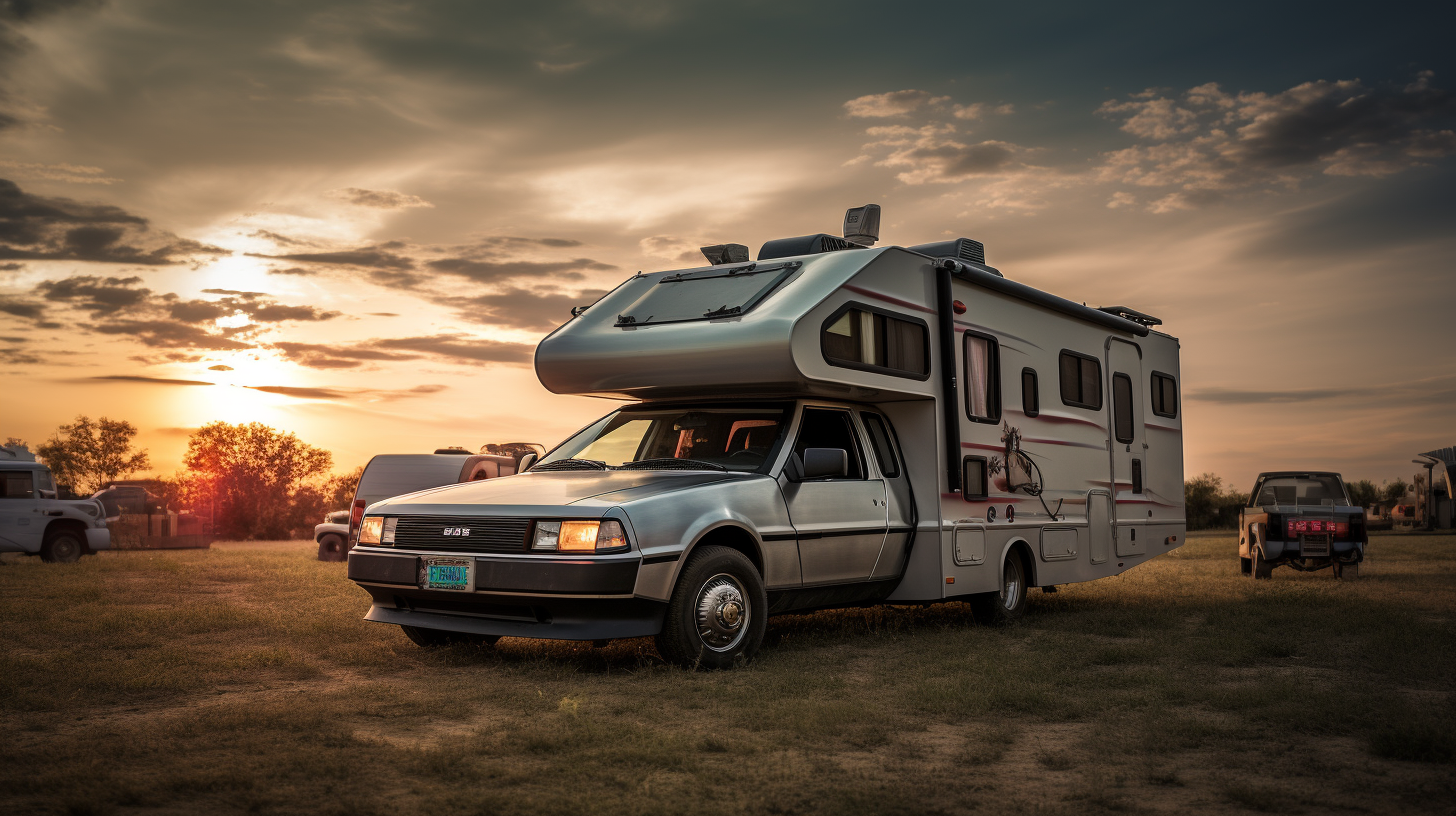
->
779, 407, 888, 585
1106, 339, 1147, 557
860, 411, 915, 579
0, 469, 42, 551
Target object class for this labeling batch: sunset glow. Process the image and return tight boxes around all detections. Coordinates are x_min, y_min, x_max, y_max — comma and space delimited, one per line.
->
1, 2, 1452, 489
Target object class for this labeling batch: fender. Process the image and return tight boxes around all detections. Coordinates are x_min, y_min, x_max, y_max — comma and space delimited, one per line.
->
633, 516, 766, 602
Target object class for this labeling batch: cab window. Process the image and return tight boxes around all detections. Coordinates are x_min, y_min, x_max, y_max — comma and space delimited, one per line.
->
1, 471, 35, 499
794, 408, 865, 480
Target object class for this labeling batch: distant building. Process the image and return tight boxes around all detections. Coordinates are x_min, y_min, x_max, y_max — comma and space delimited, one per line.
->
1415, 447, 1455, 530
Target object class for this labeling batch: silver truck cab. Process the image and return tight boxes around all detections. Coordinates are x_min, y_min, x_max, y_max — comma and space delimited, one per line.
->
0, 446, 111, 562
349, 205, 1186, 668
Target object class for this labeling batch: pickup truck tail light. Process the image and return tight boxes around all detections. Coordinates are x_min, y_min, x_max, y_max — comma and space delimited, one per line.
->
1287, 519, 1349, 537
349, 499, 365, 542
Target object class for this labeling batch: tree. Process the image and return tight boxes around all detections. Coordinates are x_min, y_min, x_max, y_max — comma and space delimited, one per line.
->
34, 416, 150, 494
325, 465, 364, 510
1382, 478, 1410, 502
182, 422, 332, 540
1346, 479, 1380, 509
1185, 473, 1248, 530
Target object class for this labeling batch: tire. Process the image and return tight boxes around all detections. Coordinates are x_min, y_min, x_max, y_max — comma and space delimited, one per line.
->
1252, 547, 1272, 580
655, 545, 767, 670
969, 549, 1028, 625
400, 625, 500, 647
317, 534, 346, 562
40, 529, 84, 564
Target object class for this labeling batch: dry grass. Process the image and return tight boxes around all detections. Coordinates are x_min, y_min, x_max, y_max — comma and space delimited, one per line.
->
1, 532, 1452, 815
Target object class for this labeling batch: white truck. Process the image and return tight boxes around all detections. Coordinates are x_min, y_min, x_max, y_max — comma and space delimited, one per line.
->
0, 445, 111, 562
347, 206, 1186, 667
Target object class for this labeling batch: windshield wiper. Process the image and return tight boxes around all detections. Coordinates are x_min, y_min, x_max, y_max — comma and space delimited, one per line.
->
616, 458, 727, 471
532, 458, 608, 471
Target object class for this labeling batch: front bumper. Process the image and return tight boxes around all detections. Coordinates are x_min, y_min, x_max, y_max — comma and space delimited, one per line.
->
85, 527, 111, 552
347, 549, 662, 641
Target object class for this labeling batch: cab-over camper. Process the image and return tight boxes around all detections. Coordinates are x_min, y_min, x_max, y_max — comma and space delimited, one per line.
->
347, 206, 1186, 668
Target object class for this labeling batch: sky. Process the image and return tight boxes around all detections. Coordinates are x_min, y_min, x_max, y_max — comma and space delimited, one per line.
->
1, 0, 1453, 491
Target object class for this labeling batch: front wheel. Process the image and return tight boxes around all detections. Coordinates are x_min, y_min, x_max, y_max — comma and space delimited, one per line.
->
401, 626, 500, 648
40, 530, 84, 564
656, 545, 767, 670
969, 550, 1028, 625
317, 534, 346, 562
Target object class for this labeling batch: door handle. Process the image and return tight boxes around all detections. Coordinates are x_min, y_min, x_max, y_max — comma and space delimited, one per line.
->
46, 510, 63, 516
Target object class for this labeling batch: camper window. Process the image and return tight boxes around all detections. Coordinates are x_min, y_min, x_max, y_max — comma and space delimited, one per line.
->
1059, 350, 1103, 410
793, 408, 865, 480
1022, 368, 1039, 418
1112, 374, 1134, 444
821, 303, 930, 379
963, 332, 1001, 423
1151, 371, 1178, 418
614, 263, 797, 327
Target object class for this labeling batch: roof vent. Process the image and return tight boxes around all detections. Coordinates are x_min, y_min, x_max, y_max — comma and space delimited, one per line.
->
1096, 306, 1162, 327
434, 447, 472, 455
909, 238, 986, 265
758, 233, 866, 261
843, 204, 881, 246
700, 243, 750, 265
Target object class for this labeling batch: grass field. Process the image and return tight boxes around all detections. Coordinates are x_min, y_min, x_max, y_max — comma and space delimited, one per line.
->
2, 533, 1453, 815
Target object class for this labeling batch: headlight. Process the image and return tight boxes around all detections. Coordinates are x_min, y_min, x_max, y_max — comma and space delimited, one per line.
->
359, 516, 383, 544
531, 520, 628, 553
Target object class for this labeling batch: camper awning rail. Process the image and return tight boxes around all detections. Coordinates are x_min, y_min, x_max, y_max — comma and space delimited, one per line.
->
934, 258, 1150, 337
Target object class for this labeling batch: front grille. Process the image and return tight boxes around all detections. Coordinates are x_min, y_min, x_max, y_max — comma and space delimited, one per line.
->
386, 515, 530, 553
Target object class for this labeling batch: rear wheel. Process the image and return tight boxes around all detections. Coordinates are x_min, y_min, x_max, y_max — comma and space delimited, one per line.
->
970, 550, 1028, 625
40, 530, 84, 564
656, 545, 767, 670
401, 626, 500, 647
317, 534, 346, 562
1252, 547, 1272, 580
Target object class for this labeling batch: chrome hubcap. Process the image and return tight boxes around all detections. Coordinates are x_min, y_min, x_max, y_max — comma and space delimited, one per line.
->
695, 573, 749, 652
1002, 561, 1022, 611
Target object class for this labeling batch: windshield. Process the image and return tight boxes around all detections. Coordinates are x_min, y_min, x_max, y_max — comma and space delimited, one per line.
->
537, 403, 792, 472
1252, 475, 1348, 507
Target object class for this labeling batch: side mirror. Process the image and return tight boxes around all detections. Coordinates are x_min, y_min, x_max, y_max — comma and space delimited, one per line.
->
801, 448, 849, 480
518, 452, 538, 472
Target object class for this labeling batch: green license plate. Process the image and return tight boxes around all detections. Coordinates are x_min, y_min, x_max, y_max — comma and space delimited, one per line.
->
422, 557, 473, 592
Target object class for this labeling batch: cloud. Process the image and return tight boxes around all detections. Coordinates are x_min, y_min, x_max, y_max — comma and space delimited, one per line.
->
328, 187, 435, 209
207, 364, 233, 371
88, 319, 255, 350
1189, 373, 1456, 407
844, 90, 947, 118
272, 340, 422, 369
639, 235, 705, 264
247, 383, 450, 401
0, 161, 119, 185
444, 286, 611, 331
246, 384, 346, 399
256, 245, 415, 270
88, 375, 215, 386
424, 256, 614, 284
0, 335, 25, 342
876, 137, 1031, 184
0, 294, 45, 319
369, 333, 535, 366
35, 275, 150, 315
1097, 72, 1456, 208
0, 178, 226, 264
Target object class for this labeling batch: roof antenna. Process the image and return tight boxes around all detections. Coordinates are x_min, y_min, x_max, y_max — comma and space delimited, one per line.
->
700, 243, 750, 265
843, 204, 881, 246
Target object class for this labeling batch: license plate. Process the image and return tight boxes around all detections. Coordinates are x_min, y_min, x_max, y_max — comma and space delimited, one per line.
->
421, 557, 473, 592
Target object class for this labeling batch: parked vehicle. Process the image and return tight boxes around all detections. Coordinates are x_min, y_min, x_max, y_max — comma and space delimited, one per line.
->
347, 205, 1187, 667
91, 484, 166, 520
338, 450, 524, 560
1239, 472, 1366, 579
0, 445, 111, 562
315, 510, 350, 561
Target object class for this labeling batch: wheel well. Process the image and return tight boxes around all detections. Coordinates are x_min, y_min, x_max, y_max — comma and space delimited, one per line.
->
1007, 539, 1037, 587
44, 519, 89, 548
690, 525, 764, 576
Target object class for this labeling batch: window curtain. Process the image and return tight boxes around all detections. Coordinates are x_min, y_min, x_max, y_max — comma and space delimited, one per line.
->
967, 337, 990, 418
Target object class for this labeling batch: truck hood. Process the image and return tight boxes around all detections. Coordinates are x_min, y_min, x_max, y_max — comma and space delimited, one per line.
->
368, 470, 754, 516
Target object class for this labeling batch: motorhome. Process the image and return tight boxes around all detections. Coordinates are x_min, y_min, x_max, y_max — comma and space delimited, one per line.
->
347, 206, 1186, 668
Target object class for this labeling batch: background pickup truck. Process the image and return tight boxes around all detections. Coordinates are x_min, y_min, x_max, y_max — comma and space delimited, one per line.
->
0, 446, 111, 563
1239, 471, 1366, 579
